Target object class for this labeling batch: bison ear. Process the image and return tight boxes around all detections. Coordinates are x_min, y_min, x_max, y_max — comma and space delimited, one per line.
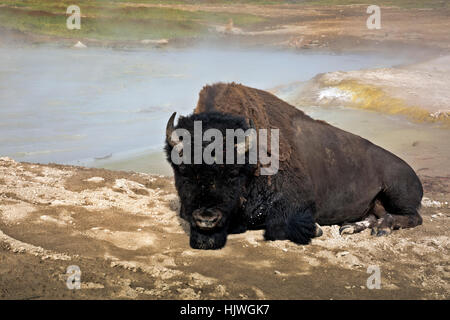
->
166, 112, 179, 147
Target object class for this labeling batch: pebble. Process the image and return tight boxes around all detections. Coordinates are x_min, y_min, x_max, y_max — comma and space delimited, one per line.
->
85, 177, 105, 183
336, 251, 349, 257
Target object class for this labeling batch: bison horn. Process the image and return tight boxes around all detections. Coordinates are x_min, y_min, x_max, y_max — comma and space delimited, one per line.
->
236, 119, 256, 155
166, 112, 179, 147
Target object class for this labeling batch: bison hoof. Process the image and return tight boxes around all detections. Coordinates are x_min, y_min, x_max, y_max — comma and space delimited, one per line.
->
315, 223, 323, 238
339, 225, 355, 235
371, 227, 391, 237
375, 229, 391, 237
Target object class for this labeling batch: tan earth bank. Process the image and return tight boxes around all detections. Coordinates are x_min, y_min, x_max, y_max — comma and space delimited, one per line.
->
280, 55, 450, 127
117, 3, 450, 52
0, 156, 448, 299
3, 3, 450, 54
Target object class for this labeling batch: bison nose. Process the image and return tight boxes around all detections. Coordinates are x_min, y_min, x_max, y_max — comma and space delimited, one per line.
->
192, 208, 222, 230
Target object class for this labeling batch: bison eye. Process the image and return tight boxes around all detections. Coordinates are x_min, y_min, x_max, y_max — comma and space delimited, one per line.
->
229, 169, 240, 177
177, 165, 188, 175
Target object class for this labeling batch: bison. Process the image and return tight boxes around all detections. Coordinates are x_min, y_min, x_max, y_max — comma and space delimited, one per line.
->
165, 83, 423, 250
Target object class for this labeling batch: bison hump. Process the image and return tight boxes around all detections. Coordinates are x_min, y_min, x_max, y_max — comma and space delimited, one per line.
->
194, 82, 313, 164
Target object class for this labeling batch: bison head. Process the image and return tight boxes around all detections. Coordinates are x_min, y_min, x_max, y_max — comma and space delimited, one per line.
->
165, 111, 257, 249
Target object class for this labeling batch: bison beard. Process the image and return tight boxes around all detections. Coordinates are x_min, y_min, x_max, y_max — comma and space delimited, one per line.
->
165, 83, 424, 250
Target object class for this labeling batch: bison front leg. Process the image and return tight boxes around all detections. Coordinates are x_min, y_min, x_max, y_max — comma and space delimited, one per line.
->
264, 201, 317, 245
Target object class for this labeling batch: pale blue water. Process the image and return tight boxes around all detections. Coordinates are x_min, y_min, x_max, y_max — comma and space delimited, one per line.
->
0, 46, 411, 169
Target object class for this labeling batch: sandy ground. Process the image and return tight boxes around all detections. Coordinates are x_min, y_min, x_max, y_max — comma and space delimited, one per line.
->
0, 156, 448, 299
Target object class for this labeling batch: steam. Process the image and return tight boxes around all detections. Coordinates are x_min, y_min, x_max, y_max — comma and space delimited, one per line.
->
0, 40, 422, 174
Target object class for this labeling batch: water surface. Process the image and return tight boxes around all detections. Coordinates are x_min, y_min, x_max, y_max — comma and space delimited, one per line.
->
1, 46, 434, 175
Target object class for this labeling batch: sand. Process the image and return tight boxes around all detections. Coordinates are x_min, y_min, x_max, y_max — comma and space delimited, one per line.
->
0, 156, 448, 299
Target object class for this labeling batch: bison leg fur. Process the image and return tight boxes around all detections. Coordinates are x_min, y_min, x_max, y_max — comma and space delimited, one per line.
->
339, 214, 378, 235
264, 204, 316, 245
370, 214, 394, 236
371, 210, 422, 237
370, 195, 423, 236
